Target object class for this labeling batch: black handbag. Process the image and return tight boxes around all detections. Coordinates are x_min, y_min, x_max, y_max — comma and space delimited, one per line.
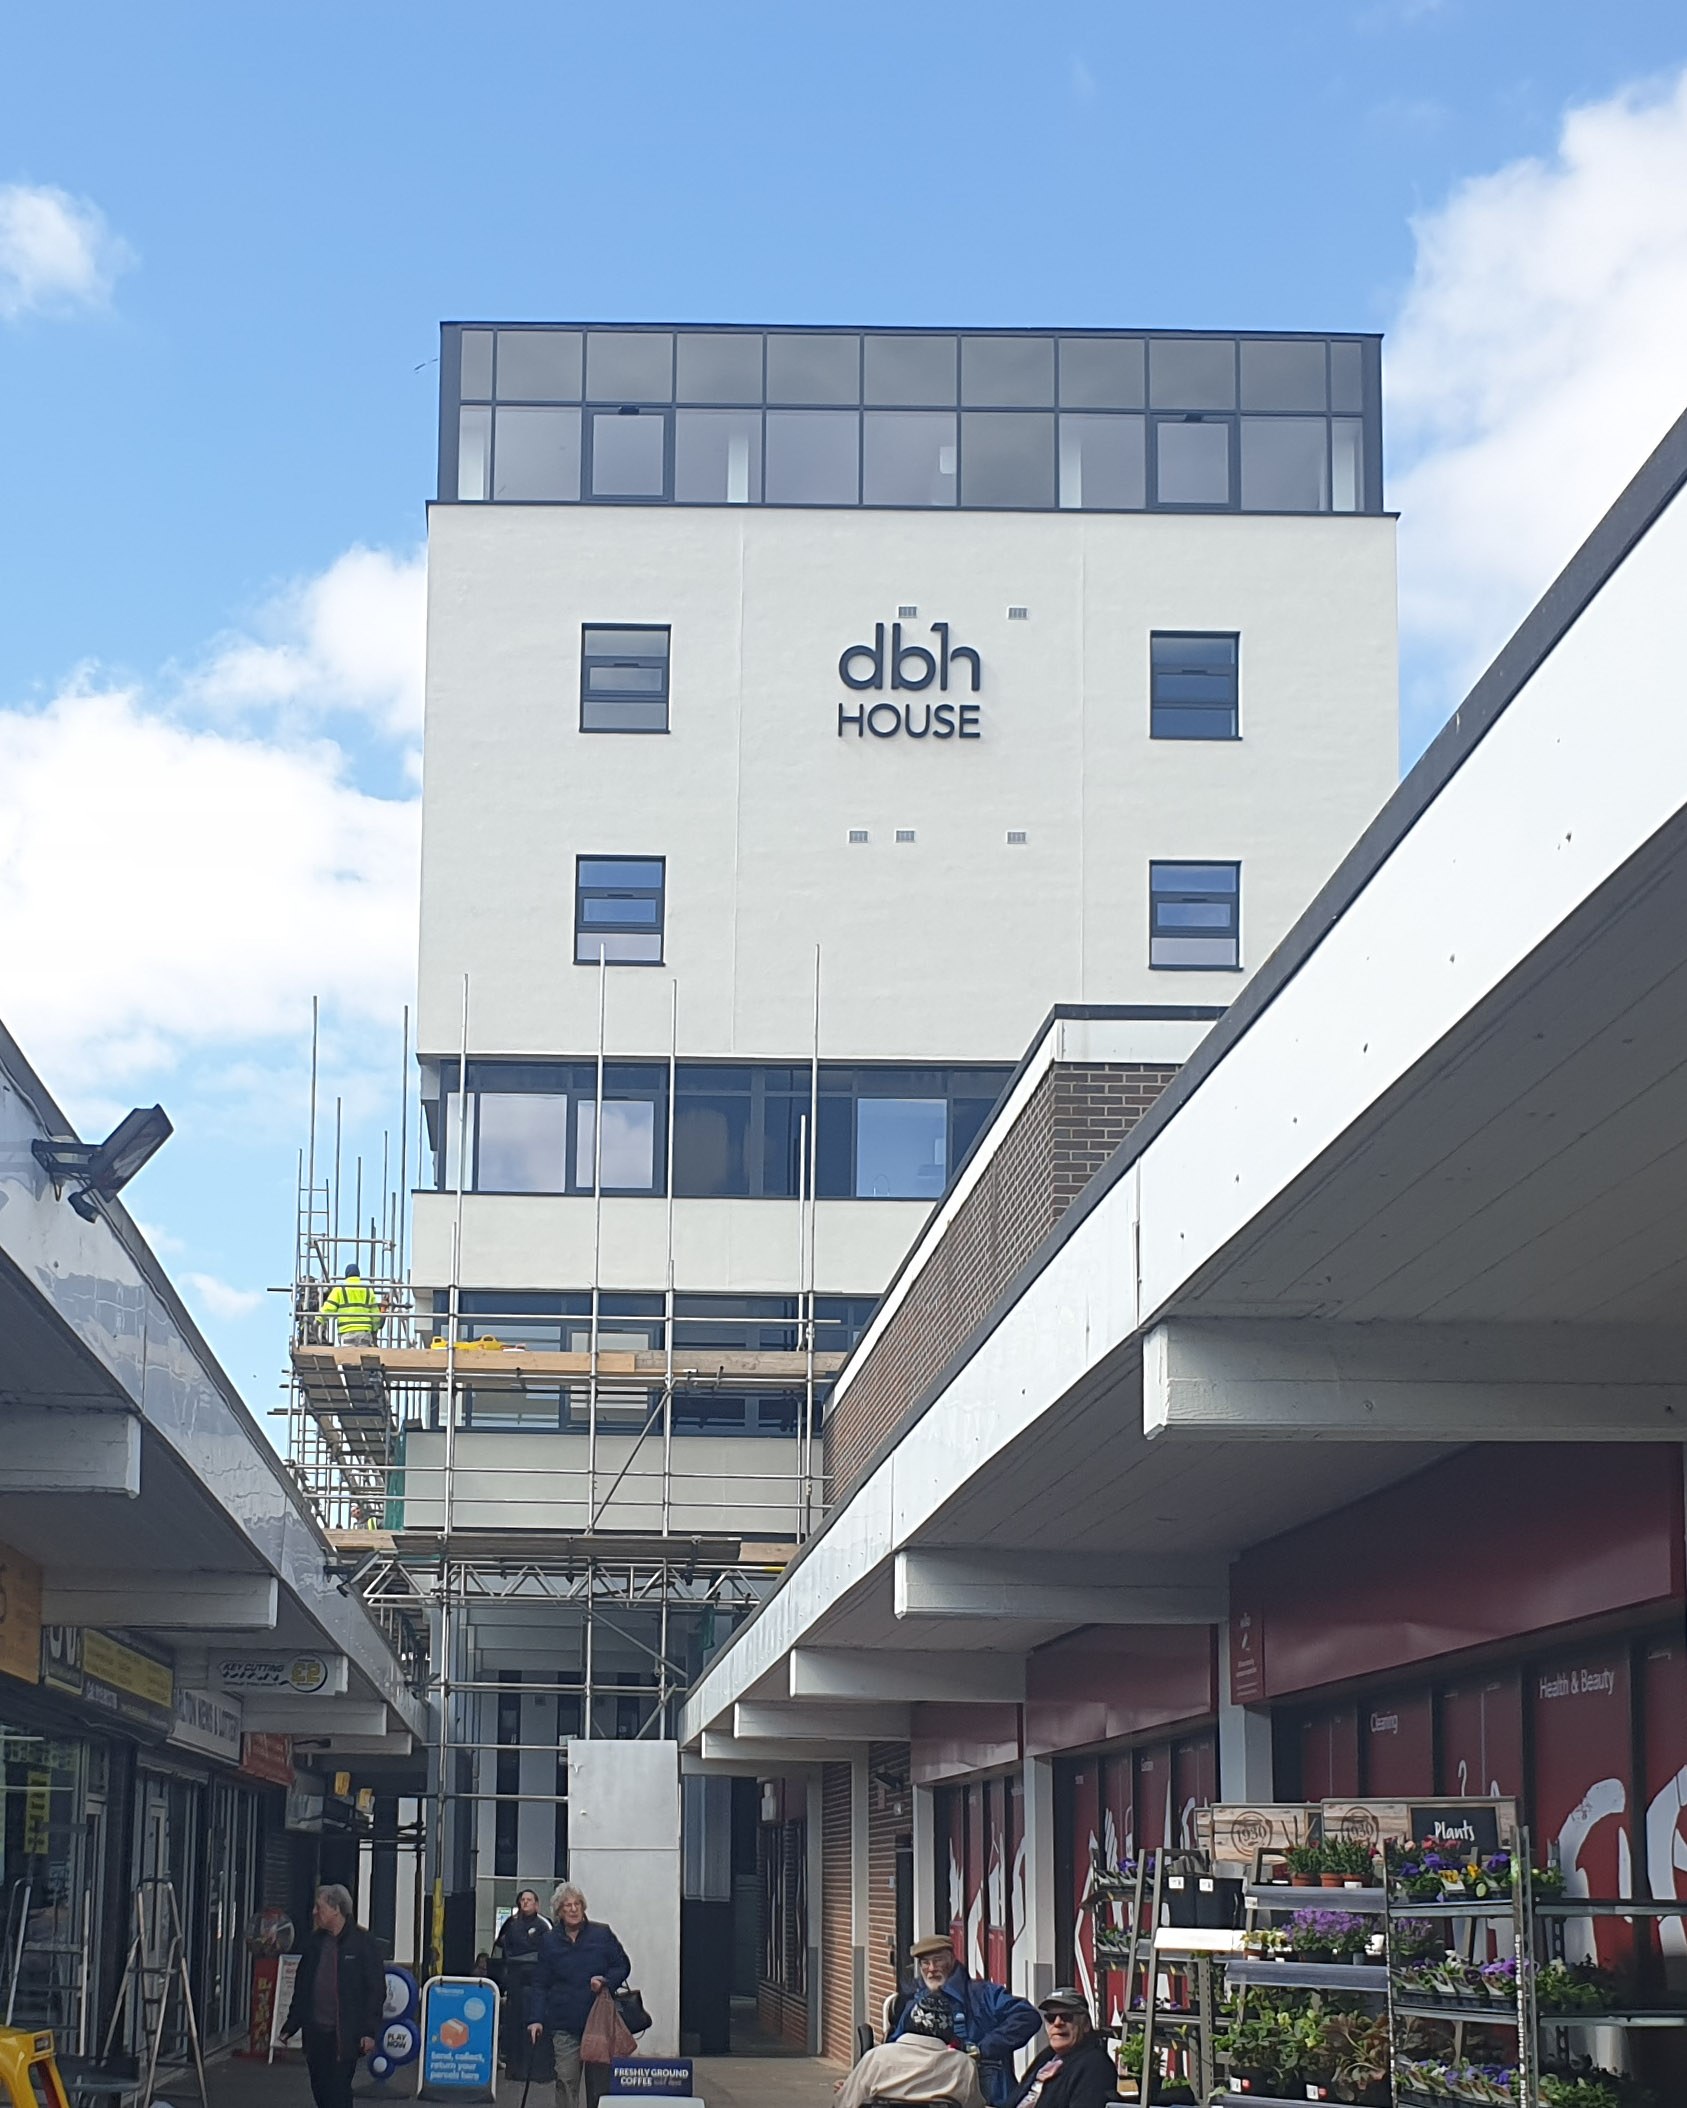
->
616, 1986, 654, 2035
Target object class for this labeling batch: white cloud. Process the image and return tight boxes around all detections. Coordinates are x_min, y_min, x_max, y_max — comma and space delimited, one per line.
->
134, 1218, 187, 1257
0, 685, 418, 1092
0, 182, 134, 321
187, 545, 426, 741
184, 1272, 265, 1320
0, 537, 427, 1098
1389, 68, 1687, 742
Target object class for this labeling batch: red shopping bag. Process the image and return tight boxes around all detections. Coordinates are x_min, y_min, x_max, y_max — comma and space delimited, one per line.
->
580, 1985, 638, 2065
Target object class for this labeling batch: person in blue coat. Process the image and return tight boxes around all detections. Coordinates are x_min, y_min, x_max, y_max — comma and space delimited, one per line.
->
890, 1934, 1043, 2107
525, 1883, 631, 2108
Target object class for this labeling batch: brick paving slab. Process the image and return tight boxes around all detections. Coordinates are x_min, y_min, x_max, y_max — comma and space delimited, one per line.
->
153, 2048, 848, 2108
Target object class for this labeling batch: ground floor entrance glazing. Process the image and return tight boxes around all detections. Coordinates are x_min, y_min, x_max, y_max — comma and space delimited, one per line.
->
1, 1708, 274, 2059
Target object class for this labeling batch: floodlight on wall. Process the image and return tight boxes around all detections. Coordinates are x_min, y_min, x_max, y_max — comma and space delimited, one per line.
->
33, 1105, 173, 1221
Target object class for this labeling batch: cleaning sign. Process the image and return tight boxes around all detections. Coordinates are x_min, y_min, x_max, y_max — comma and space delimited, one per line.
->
418, 1977, 499, 2100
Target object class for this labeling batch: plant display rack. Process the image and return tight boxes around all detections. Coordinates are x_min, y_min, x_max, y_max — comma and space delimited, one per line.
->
1085, 1846, 1236, 2104
1216, 1864, 1391, 2106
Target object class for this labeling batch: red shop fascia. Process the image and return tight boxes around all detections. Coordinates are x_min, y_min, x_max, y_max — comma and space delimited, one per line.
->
915, 1625, 1220, 2003
1232, 1444, 1687, 1927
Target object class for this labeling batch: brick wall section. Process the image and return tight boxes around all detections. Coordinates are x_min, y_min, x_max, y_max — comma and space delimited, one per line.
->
820, 1762, 855, 2063
826, 1064, 1178, 1505
866, 1742, 912, 2033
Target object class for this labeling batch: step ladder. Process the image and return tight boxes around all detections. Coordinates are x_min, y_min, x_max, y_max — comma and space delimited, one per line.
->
96, 1879, 207, 2105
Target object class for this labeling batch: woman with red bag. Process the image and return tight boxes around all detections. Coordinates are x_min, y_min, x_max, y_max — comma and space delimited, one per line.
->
526, 1883, 632, 2108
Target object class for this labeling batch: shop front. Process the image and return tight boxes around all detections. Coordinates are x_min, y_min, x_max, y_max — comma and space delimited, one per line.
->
1, 1601, 278, 2062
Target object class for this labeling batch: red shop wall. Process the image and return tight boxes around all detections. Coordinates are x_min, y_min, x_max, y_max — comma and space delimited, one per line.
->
1360, 1687, 1435, 1797
933, 1776, 1024, 1991
1530, 1641, 1636, 1977
1055, 1735, 1217, 2027
1026, 1626, 1216, 1756
1437, 1671, 1525, 1798
1232, 1445, 1683, 1700
1642, 1638, 1687, 2000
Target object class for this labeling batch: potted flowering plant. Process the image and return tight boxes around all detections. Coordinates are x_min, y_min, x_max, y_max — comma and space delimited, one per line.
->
1284, 1840, 1327, 1887
1283, 1908, 1371, 1961
1320, 2011, 1390, 2105
1538, 2079, 1624, 2108
1394, 1918, 1445, 1962
1478, 1956, 1525, 2004
1387, 1842, 1449, 1902
1323, 1836, 1378, 1887
1217, 2011, 1293, 2095
1089, 1852, 1137, 1900
1536, 1960, 1617, 2015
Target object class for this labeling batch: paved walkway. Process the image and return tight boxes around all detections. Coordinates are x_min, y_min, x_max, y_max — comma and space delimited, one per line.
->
171, 2047, 848, 2106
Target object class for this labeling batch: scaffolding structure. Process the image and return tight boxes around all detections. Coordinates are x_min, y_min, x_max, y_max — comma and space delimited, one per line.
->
277, 967, 844, 1947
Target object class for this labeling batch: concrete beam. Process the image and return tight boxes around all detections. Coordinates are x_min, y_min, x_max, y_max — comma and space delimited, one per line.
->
241, 1702, 390, 1736
1143, 1320, 1687, 1443
699, 1731, 855, 1766
0, 1405, 140, 1496
43, 1571, 279, 1630
894, 1548, 1226, 1625
735, 1701, 910, 1743
790, 1648, 1026, 1704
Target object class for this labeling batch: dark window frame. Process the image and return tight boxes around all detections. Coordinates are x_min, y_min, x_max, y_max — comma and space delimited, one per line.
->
440, 325, 1383, 517
431, 1061, 1014, 1202
584, 404, 673, 503
1149, 860, 1243, 972
575, 854, 666, 968
1150, 632, 1241, 742
580, 624, 671, 735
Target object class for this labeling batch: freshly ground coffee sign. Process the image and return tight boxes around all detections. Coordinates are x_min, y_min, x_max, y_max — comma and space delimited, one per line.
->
837, 619, 982, 740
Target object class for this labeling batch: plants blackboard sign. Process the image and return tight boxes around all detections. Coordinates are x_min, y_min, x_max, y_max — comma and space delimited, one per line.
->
1409, 1804, 1500, 1857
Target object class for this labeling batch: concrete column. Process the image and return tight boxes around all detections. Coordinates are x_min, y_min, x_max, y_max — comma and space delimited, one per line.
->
911, 1779, 935, 1944
1217, 1615, 1275, 1801
1020, 1754, 1057, 2006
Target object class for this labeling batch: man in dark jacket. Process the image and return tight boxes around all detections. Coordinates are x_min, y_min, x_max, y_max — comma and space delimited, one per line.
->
526, 1883, 631, 2108
891, 1935, 1042, 2107
281, 1884, 385, 2108
1006, 1988, 1119, 2108
495, 1887, 549, 2076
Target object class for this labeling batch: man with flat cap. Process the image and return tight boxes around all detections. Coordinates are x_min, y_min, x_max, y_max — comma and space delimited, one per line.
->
888, 1935, 1041, 2107
1004, 1988, 1119, 2107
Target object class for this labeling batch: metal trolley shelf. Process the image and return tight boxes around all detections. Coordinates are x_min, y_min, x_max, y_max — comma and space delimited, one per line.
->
1227, 1959, 1388, 1995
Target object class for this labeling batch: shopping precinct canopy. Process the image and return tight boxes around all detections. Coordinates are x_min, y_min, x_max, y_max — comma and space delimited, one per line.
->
0, 1020, 422, 1756
680, 404, 1687, 1760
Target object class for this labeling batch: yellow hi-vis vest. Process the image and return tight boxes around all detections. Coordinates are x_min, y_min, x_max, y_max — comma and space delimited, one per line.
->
322, 1279, 380, 1338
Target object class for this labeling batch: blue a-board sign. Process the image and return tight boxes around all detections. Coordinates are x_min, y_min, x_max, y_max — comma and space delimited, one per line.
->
367, 1965, 421, 2083
418, 1976, 499, 2100
607, 2061, 695, 2096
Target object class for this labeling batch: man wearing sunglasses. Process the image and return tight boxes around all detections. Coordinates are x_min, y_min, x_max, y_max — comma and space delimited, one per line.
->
1005, 1988, 1120, 2107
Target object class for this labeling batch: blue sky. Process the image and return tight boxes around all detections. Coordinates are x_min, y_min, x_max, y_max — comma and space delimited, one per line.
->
4, 1, 1687, 1413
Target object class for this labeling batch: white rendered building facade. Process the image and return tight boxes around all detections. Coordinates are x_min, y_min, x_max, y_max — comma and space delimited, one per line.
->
407, 322, 1398, 1931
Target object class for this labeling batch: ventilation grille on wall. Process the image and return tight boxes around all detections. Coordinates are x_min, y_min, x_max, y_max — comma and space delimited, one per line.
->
1007, 830, 1028, 845
898, 604, 918, 618
1007, 606, 1029, 620
848, 829, 869, 844
895, 829, 916, 844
